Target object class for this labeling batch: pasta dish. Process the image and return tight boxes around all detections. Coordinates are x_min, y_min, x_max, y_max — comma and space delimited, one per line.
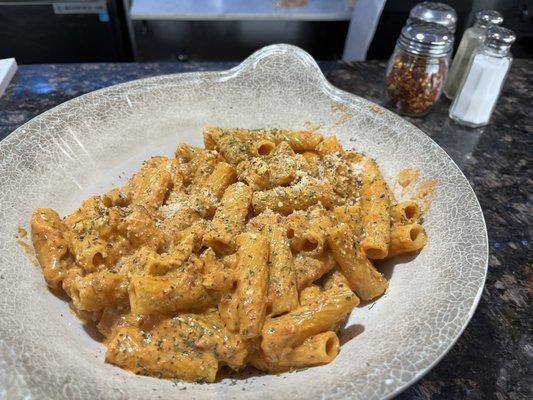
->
30, 128, 429, 382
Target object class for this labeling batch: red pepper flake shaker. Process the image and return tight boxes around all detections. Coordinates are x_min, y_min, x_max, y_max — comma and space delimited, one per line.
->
386, 22, 453, 117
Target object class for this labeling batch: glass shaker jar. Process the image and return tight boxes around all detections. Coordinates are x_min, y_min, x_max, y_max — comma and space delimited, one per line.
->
408, 1, 458, 34
386, 22, 453, 117
449, 27, 515, 127
444, 10, 503, 99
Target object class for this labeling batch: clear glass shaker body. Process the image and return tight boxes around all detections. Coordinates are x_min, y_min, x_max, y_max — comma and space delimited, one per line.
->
386, 46, 450, 117
449, 46, 512, 127
444, 23, 488, 99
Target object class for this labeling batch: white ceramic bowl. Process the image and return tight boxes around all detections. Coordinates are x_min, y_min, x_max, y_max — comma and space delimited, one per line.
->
0, 45, 487, 399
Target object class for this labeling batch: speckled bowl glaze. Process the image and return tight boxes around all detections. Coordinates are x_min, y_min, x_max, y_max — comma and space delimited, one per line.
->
0, 45, 488, 400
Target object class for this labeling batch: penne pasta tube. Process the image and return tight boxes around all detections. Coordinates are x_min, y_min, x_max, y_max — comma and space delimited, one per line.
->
277, 331, 340, 368
174, 144, 223, 186
128, 266, 215, 316
118, 205, 167, 252
272, 141, 295, 156
169, 220, 206, 253
150, 233, 195, 275
301, 205, 334, 257
123, 158, 174, 213
31, 208, 72, 289
237, 147, 301, 190
203, 182, 252, 254
295, 228, 325, 256
203, 126, 224, 149
218, 291, 240, 332
237, 158, 271, 191
315, 136, 343, 156
271, 130, 323, 152
213, 132, 251, 166
327, 223, 388, 301
70, 238, 109, 273
235, 231, 270, 339
267, 156, 298, 187
252, 179, 336, 215
174, 143, 200, 163
250, 139, 277, 157
265, 224, 299, 316
261, 281, 358, 362
236, 129, 323, 152
299, 285, 322, 305
106, 324, 219, 383
323, 269, 352, 291
192, 161, 237, 200
284, 210, 307, 250
63, 197, 133, 272
286, 207, 329, 256
303, 150, 319, 164
387, 223, 428, 258
200, 248, 235, 292
390, 201, 421, 225
161, 193, 203, 236
120, 233, 195, 277
301, 151, 320, 177
333, 204, 362, 237
250, 331, 340, 372
70, 271, 129, 312
294, 252, 336, 289
321, 152, 360, 200
359, 158, 391, 259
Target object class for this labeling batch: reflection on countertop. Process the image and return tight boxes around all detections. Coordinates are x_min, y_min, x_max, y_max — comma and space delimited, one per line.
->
0, 59, 531, 400
429, 118, 485, 170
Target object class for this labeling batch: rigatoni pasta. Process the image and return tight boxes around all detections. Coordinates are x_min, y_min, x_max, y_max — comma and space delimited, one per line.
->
235, 231, 270, 339
277, 331, 340, 368
359, 157, 392, 259
264, 223, 299, 316
327, 224, 388, 301
203, 182, 252, 254
252, 178, 337, 215
128, 262, 215, 315
70, 270, 129, 312
261, 278, 359, 362
390, 200, 421, 225
29, 127, 431, 383
387, 223, 428, 258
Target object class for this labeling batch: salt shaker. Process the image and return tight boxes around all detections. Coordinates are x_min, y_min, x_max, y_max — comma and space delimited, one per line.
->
408, 2, 458, 33
444, 10, 503, 99
386, 22, 453, 117
449, 27, 515, 127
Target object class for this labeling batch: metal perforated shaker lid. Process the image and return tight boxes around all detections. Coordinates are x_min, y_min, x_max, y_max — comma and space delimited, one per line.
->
485, 26, 516, 51
398, 22, 453, 57
476, 10, 504, 28
408, 2, 458, 33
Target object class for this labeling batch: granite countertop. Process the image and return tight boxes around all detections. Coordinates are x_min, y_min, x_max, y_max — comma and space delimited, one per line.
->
0, 60, 531, 399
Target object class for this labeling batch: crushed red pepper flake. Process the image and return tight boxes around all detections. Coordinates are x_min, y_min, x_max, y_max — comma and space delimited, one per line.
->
386, 52, 448, 116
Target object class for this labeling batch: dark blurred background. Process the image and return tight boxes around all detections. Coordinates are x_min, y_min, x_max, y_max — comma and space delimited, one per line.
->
0, 0, 531, 64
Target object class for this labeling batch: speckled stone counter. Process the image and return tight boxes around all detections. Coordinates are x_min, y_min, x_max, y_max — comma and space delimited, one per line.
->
0, 60, 531, 400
